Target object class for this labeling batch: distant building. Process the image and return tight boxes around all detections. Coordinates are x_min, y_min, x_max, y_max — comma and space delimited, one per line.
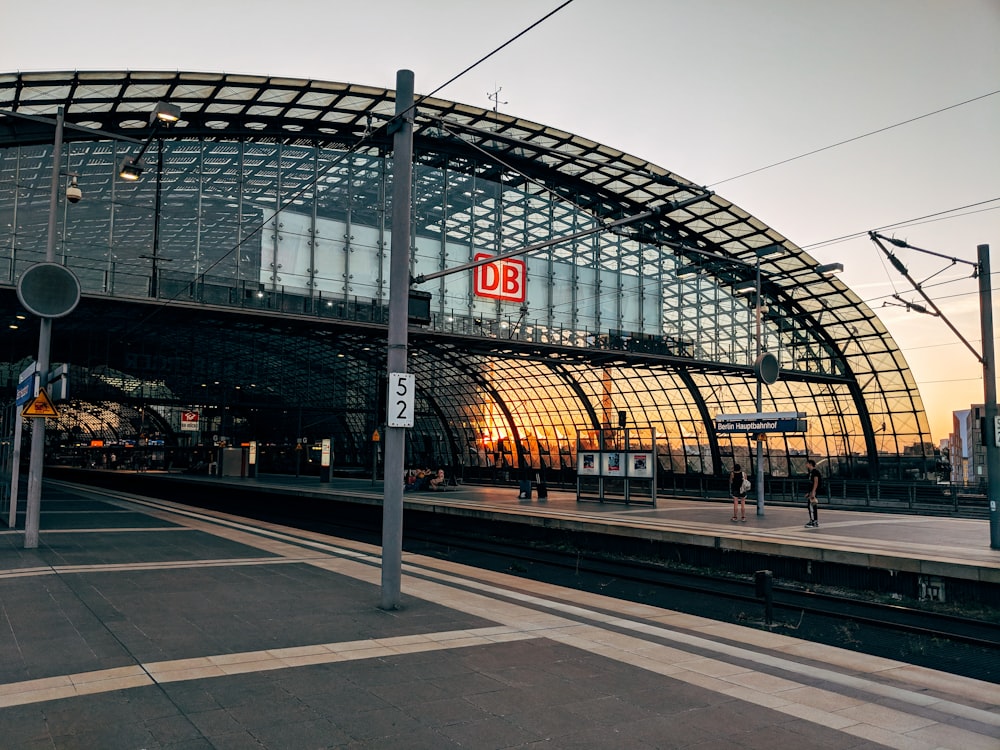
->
951, 410, 971, 482
939, 437, 951, 476
950, 406, 985, 485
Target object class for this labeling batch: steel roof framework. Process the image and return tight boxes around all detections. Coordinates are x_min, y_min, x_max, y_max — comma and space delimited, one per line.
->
0, 71, 933, 479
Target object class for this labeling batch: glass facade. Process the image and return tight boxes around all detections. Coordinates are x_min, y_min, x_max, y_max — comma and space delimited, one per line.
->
0, 72, 936, 479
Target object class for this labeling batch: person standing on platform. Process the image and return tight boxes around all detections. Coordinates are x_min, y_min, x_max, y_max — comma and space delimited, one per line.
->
729, 463, 747, 522
805, 459, 821, 527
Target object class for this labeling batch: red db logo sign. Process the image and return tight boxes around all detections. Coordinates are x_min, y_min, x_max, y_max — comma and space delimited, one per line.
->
473, 253, 526, 303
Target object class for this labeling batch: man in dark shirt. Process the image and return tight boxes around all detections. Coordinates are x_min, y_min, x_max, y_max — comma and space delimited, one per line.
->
805, 459, 822, 528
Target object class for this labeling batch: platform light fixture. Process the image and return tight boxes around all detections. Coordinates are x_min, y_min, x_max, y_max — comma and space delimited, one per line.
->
118, 157, 144, 181
117, 101, 181, 182
816, 262, 844, 276
151, 101, 181, 124
741, 248, 844, 517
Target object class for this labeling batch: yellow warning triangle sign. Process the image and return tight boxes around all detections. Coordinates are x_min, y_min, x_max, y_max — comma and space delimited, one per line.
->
22, 389, 60, 418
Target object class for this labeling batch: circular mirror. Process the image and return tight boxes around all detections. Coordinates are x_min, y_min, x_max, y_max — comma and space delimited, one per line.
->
16, 262, 82, 318
754, 352, 780, 385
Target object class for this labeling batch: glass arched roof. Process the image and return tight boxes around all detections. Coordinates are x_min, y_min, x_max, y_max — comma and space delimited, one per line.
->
0, 71, 934, 480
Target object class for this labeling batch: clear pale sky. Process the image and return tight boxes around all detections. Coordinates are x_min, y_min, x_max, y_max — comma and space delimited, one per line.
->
3, 0, 998, 444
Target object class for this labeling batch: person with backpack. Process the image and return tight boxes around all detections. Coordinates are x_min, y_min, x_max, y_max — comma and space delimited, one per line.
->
805, 459, 822, 527
730, 463, 749, 522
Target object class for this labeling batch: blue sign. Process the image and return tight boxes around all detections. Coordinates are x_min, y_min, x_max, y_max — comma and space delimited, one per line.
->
715, 417, 807, 433
16, 374, 35, 407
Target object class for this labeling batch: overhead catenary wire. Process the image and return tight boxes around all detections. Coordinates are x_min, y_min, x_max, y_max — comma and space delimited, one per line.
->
802, 198, 1000, 252
706, 89, 1000, 188
414, 0, 577, 109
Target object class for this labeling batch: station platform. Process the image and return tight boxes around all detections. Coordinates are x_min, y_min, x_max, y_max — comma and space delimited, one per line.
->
48, 469, 1000, 589
1, 480, 998, 749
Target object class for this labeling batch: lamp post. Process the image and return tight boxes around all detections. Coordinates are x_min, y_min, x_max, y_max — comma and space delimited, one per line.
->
738, 251, 843, 516
750, 246, 781, 516
754, 254, 765, 515
117, 101, 181, 181
119, 103, 180, 299
151, 138, 164, 297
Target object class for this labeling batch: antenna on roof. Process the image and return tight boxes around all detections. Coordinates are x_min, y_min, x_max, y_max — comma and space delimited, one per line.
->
487, 85, 507, 130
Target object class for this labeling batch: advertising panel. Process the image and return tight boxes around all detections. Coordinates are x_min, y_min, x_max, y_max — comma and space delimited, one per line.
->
577, 451, 599, 476
602, 451, 623, 476
627, 452, 654, 478
180, 411, 200, 432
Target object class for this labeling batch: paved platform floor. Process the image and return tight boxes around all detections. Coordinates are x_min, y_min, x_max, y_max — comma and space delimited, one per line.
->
0, 481, 997, 748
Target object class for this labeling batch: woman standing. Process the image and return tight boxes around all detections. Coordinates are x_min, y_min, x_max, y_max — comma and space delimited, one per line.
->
730, 463, 747, 522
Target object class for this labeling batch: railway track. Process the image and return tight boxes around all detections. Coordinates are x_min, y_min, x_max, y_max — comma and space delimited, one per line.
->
279, 508, 1000, 683
417, 533, 999, 647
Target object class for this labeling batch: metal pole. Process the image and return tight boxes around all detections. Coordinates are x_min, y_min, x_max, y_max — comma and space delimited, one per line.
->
1, 403, 10, 520
978, 244, 1000, 549
8, 395, 24, 528
24, 107, 64, 549
150, 138, 163, 297
381, 70, 414, 610
755, 257, 765, 516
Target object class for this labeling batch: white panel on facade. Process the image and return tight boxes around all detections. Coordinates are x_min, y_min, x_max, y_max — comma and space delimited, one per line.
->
349, 223, 383, 299
598, 267, 619, 332
620, 270, 641, 332
643, 273, 662, 336
575, 264, 597, 329
412, 234, 439, 282
315, 217, 347, 296
441, 247, 471, 313
548, 259, 575, 332
266, 210, 312, 294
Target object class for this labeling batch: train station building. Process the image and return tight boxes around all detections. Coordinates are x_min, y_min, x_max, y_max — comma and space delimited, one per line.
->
0, 71, 937, 481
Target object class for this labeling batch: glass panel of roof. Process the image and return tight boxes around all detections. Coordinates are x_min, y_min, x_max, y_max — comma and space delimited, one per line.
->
257, 88, 300, 105
171, 84, 222, 99
295, 92, 338, 109
245, 105, 286, 117
22, 86, 70, 102
210, 86, 260, 102
284, 107, 324, 121
205, 103, 245, 116
123, 84, 172, 100
70, 84, 123, 100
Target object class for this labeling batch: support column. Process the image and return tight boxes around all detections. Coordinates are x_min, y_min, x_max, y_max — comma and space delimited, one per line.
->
381, 70, 414, 609
978, 244, 999, 549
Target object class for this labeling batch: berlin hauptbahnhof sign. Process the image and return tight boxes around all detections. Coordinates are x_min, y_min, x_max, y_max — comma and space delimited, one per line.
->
715, 412, 808, 433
